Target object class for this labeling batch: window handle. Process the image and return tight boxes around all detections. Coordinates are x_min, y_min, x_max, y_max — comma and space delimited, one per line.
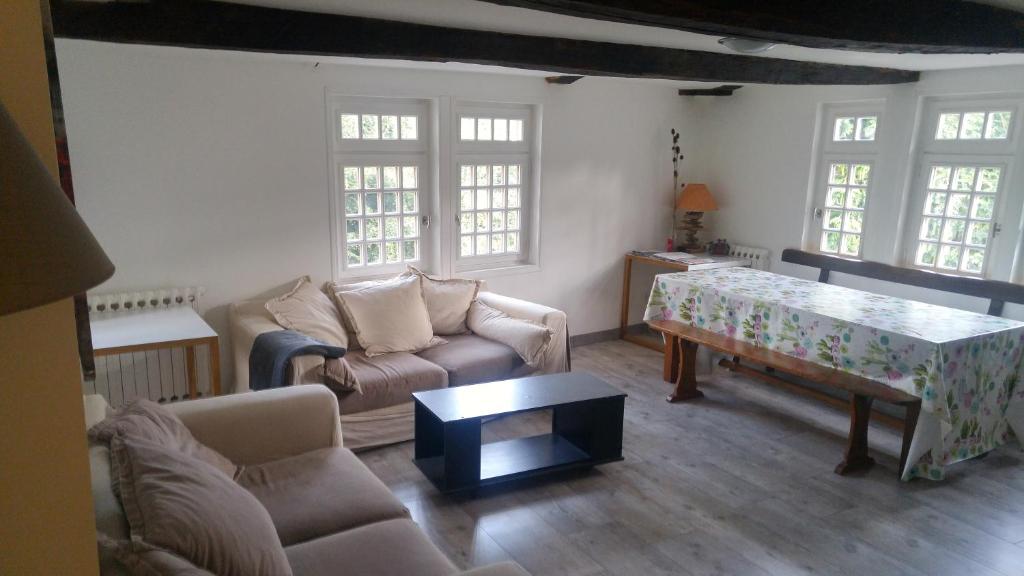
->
994, 222, 1002, 236
422, 215, 431, 229
813, 207, 824, 219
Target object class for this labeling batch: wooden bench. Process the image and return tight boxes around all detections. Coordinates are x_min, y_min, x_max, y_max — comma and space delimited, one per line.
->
648, 248, 1024, 478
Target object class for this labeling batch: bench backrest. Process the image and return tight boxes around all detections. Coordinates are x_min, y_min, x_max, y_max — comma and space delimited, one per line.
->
780, 248, 1024, 317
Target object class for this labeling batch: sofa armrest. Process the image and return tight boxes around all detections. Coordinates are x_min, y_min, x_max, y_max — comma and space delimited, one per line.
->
453, 562, 531, 576
476, 292, 569, 374
167, 385, 342, 465
230, 300, 329, 393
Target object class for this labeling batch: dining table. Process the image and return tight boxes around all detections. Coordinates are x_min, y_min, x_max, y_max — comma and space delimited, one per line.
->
643, 266, 1024, 481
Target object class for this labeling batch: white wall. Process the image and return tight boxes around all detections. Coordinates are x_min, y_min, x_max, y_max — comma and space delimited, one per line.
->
687, 65, 1024, 319
57, 40, 692, 385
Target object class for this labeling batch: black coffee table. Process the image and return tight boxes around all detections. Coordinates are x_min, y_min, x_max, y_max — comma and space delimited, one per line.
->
412, 372, 626, 493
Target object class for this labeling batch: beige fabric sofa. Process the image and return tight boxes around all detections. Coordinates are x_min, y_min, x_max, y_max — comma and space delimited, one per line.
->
230, 291, 569, 450
86, 385, 529, 576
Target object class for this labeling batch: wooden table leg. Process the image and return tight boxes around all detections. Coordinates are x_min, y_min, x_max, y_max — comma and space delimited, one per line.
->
835, 393, 875, 474
185, 345, 198, 400
898, 400, 921, 479
667, 338, 704, 403
619, 256, 633, 340
663, 333, 680, 383
208, 337, 221, 396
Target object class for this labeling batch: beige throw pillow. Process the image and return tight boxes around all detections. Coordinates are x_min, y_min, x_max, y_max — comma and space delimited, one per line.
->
408, 267, 480, 335
110, 435, 292, 576
468, 301, 554, 368
89, 399, 237, 480
326, 272, 414, 350
266, 276, 348, 348
333, 275, 439, 357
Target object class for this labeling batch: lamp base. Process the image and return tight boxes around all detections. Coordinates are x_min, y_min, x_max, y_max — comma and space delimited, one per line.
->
675, 211, 706, 252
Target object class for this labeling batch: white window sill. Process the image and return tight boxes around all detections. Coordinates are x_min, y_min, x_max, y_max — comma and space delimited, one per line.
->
456, 263, 540, 280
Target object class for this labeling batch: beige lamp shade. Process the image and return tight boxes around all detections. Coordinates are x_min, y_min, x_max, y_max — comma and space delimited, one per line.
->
675, 183, 718, 212
0, 101, 114, 316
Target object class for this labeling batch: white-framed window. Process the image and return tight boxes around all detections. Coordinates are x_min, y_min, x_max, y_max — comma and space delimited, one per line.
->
328, 97, 432, 278
452, 102, 535, 272
904, 97, 1022, 278
811, 103, 882, 258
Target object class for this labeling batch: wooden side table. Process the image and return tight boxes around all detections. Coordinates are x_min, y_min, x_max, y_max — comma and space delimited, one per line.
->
91, 307, 221, 400
620, 251, 750, 375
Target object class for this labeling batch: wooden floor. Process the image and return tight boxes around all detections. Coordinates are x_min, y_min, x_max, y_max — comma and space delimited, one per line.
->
358, 340, 1024, 576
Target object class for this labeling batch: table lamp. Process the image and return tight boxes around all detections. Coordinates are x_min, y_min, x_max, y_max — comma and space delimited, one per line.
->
0, 101, 114, 316
674, 183, 718, 252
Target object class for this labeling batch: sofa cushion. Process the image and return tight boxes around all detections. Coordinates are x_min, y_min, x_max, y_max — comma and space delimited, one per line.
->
285, 519, 457, 576
238, 447, 409, 546
266, 276, 348, 349
410, 267, 480, 335
90, 399, 237, 480
415, 334, 525, 387
333, 275, 441, 357
333, 350, 449, 414
468, 301, 553, 368
110, 435, 292, 576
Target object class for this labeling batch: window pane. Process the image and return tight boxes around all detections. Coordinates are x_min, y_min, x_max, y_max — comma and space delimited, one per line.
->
493, 118, 508, 141
928, 166, 951, 190
824, 209, 843, 231
382, 166, 400, 189
507, 210, 520, 230
959, 112, 985, 139
962, 248, 985, 273
970, 194, 995, 220
952, 167, 976, 191
476, 165, 489, 186
381, 115, 399, 140
385, 241, 401, 264
460, 189, 474, 211
460, 215, 474, 234
491, 211, 505, 231
344, 167, 361, 190
475, 212, 489, 232
941, 219, 966, 243
492, 189, 506, 209
491, 234, 505, 254
916, 242, 938, 266
846, 188, 867, 209
856, 116, 877, 141
506, 232, 520, 253
400, 116, 418, 140
828, 163, 849, 185
341, 114, 360, 139
843, 211, 863, 233
966, 221, 990, 247
946, 194, 971, 217
936, 113, 960, 140
826, 187, 846, 208
402, 166, 417, 189
937, 244, 962, 269
477, 118, 492, 141
840, 233, 861, 256
820, 231, 840, 253
509, 119, 524, 141
365, 218, 382, 241
345, 219, 362, 242
403, 240, 418, 261
384, 217, 401, 240
345, 193, 361, 216
507, 188, 520, 208
985, 111, 1012, 139
367, 243, 383, 265
476, 189, 490, 210
402, 216, 419, 238
851, 164, 871, 186
492, 165, 505, 185
924, 192, 947, 216
361, 115, 379, 139
383, 192, 399, 214
976, 167, 1000, 192
365, 192, 381, 215
475, 235, 490, 255
834, 117, 855, 141
460, 117, 475, 140
364, 167, 380, 189
461, 235, 474, 257
508, 165, 521, 185
402, 191, 418, 213
347, 244, 363, 267
920, 218, 942, 241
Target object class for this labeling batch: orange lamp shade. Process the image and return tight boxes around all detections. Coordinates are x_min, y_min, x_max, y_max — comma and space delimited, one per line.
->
675, 183, 718, 212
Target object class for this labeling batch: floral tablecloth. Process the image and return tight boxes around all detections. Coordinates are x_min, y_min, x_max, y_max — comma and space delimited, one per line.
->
643, 266, 1024, 480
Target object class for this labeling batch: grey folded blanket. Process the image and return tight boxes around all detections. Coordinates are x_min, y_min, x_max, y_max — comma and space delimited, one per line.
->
249, 330, 346, 391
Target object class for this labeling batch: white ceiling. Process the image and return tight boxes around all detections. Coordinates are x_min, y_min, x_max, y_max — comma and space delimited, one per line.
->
232, 0, 1024, 74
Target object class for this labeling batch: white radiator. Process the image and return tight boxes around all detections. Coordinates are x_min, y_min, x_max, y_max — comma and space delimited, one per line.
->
83, 287, 213, 407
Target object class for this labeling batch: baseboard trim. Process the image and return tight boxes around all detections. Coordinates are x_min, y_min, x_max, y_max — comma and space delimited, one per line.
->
569, 328, 621, 348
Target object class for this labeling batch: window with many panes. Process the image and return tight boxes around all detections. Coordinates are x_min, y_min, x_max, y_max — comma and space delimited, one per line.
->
454, 103, 533, 270
813, 105, 881, 258
905, 98, 1019, 277
330, 98, 430, 276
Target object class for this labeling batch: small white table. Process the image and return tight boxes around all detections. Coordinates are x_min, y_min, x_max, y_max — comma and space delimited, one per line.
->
90, 307, 221, 399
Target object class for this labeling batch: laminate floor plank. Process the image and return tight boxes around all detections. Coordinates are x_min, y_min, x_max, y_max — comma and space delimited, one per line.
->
358, 340, 1024, 576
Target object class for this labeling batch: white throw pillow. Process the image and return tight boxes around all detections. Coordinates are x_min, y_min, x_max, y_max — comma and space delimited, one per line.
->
265, 276, 348, 348
327, 272, 414, 350
408, 267, 480, 335
467, 300, 553, 368
333, 275, 440, 356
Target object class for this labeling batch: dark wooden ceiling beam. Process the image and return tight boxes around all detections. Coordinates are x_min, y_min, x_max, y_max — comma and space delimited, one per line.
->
679, 85, 742, 96
50, 0, 918, 85
481, 0, 1024, 54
